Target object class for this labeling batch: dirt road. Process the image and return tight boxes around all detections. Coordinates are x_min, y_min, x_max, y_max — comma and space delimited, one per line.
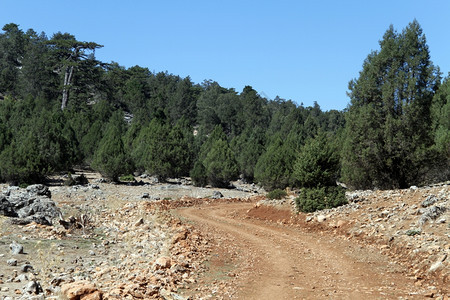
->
178, 202, 424, 299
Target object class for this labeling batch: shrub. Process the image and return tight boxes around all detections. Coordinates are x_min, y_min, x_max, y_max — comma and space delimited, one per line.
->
295, 186, 347, 213
190, 160, 207, 187
266, 189, 287, 200
120, 174, 135, 182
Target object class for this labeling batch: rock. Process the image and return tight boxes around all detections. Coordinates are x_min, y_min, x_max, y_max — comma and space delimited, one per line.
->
0, 195, 17, 217
22, 280, 43, 295
26, 184, 51, 198
154, 256, 172, 269
88, 184, 100, 190
419, 206, 447, 226
1, 185, 61, 225
172, 229, 188, 244
160, 288, 189, 300
17, 274, 28, 282
7, 258, 18, 266
134, 218, 144, 226
141, 193, 150, 199
211, 191, 224, 199
305, 216, 313, 222
421, 195, 439, 208
429, 261, 443, 272
80, 290, 102, 300
61, 280, 100, 300
21, 264, 34, 273
317, 215, 326, 222
88, 250, 95, 256
10, 242, 24, 255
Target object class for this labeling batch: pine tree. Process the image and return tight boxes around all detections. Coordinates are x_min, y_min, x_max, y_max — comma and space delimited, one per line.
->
342, 20, 440, 189
92, 111, 130, 181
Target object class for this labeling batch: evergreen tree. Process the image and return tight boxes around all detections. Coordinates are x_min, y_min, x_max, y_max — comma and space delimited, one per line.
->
293, 132, 339, 188
203, 139, 239, 188
342, 20, 440, 189
254, 135, 296, 191
92, 111, 130, 181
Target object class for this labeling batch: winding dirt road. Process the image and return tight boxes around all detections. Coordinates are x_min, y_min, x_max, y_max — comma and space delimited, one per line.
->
178, 202, 424, 299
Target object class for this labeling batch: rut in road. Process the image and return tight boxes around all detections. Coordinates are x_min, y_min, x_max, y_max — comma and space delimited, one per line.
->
178, 202, 423, 299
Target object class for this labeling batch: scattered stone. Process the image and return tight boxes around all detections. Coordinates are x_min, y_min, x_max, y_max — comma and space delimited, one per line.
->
61, 280, 101, 300
17, 274, 28, 282
317, 215, 326, 222
141, 193, 149, 199
154, 256, 172, 269
21, 264, 34, 273
22, 280, 43, 295
88, 250, 96, 256
211, 191, 224, 199
10, 242, 24, 255
7, 258, 18, 266
134, 218, 144, 226
421, 195, 439, 208
419, 206, 447, 226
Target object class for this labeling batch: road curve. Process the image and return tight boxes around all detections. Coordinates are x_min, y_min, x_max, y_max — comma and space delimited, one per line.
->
177, 202, 422, 299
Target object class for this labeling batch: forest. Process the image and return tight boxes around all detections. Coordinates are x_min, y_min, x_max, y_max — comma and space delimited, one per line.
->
0, 20, 448, 212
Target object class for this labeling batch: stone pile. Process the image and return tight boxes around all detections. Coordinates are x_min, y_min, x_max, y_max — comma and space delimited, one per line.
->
0, 184, 60, 225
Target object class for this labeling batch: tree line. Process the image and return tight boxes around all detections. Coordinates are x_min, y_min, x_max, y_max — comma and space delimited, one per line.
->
0, 20, 448, 211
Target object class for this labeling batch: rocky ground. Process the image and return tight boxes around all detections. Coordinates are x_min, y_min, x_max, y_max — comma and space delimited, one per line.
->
0, 172, 448, 299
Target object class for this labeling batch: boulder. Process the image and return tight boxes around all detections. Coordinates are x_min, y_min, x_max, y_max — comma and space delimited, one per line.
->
10, 242, 24, 255
61, 280, 101, 300
0, 185, 60, 225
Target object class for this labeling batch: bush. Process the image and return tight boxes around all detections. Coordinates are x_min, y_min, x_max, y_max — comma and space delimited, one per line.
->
295, 186, 347, 213
266, 189, 287, 200
190, 160, 207, 187
119, 174, 135, 182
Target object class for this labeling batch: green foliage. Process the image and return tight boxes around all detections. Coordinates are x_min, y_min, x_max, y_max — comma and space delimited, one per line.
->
405, 229, 421, 236
190, 160, 207, 187
295, 186, 347, 213
91, 111, 131, 181
266, 189, 287, 200
203, 139, 239, 188
231, 128, 265, 182
131, 117, 194, 181
254, 135, 297, 191
119, 174, 135, 182
293, 132, 339, 188
341, 20, 440, 189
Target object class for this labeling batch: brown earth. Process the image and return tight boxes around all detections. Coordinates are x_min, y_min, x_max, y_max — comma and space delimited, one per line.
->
176, 202, 434, 299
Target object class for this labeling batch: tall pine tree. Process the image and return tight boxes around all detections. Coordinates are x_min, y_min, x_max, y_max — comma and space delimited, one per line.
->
342, 20, 440, 189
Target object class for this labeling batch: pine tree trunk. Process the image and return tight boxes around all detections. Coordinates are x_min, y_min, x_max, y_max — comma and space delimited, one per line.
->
61, 65, 74, 110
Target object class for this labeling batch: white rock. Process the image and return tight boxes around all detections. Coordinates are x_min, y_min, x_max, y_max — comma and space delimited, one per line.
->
317, 215, 326, 222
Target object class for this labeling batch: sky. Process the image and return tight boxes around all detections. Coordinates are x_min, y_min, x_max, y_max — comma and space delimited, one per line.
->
2, 0, 450, 111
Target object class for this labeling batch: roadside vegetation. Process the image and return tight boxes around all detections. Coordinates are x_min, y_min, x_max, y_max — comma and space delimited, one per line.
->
0, 20, 448, 212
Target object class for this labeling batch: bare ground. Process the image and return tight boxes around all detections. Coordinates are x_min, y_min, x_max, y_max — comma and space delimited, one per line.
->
177, 202, 429, 299
0, 173, 448, 299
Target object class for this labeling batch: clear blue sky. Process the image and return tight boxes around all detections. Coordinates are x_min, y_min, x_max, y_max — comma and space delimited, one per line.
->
2, 0, 450, 111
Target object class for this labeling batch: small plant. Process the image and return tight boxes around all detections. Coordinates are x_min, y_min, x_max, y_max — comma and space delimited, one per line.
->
266, 189, 288, 200
405, 229, 421, 236
120, 174, 135, 182
295, 186, 347, 213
